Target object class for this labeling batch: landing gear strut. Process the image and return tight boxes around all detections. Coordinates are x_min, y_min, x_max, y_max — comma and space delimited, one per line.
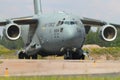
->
64, 49, 72, 59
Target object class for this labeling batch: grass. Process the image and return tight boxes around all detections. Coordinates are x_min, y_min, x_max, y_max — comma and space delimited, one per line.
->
0, 45, 16, 59
0, 45, 15, 55
0, 76, 120, 80
1, 44, 120, 60
83, 47, 120, 60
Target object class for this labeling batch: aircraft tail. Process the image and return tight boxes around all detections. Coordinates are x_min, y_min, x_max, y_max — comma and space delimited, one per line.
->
34, 0, 42, 15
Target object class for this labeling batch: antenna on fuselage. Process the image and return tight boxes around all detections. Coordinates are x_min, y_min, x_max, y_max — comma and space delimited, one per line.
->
34, 0, 42, 15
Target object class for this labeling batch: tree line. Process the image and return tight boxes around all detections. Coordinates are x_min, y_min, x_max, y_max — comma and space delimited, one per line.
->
85, 28, 120, 47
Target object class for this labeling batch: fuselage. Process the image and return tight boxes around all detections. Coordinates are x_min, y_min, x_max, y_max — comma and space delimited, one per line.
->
35, 12, 86, 55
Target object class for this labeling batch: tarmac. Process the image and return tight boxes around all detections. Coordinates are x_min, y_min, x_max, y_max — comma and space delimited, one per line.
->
0, 59, 120, 76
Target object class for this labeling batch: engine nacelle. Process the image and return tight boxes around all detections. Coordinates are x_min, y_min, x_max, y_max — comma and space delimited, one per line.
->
99, 24, 117, 41
4, 23, 21, 41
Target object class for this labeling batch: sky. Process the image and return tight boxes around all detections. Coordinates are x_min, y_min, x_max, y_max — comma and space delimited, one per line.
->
0, 0, 120, 33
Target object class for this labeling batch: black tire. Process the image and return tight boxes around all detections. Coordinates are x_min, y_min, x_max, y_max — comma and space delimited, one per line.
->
18, 51, 31, 59
32, 54, 38, 59
71, 50, 85, 60
72, 53, 80, 60
18, 52, 25, 59
25, 54, 30, 59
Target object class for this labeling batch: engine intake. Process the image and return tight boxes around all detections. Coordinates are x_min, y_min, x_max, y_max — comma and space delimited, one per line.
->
5, 23, 21, 40
100, 24, 117, 41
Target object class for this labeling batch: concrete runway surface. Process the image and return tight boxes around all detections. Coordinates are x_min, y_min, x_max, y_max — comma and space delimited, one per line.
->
0, 60, 120, 76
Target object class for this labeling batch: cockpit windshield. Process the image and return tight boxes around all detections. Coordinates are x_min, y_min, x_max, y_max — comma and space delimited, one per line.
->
57, 21, 78, 26
64, 21, 78, 25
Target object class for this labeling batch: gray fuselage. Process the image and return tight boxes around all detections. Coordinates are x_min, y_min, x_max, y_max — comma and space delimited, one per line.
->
35, 12, 86, 55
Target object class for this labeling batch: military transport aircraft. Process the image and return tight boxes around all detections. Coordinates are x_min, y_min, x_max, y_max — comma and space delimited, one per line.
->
0, 0, 120, 59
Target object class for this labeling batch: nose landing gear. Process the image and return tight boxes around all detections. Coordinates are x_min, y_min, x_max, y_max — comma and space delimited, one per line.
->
64, 49, 72, 59
64, 49, 93, 60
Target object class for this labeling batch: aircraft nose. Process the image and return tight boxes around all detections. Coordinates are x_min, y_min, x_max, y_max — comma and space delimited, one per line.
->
63, 25, 85, 47
69, 27, 79, 38
65, 25, 81, 39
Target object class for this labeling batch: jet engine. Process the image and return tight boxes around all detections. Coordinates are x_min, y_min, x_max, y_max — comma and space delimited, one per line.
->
4, 23, 21, 40
99, 24, 117, 41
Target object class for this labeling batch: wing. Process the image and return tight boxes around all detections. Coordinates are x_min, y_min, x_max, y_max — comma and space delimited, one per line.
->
81, 17, 120, 27
81, 17, 120, 41
0, 16, 38, 45
0, 16, 38, 25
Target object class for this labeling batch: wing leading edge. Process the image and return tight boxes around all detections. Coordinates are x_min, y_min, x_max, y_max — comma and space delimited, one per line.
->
0, 16, 38, 26
81, 17, 120, 27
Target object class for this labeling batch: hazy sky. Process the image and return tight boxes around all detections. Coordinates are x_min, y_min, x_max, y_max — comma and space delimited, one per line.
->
0, 0, 120, 23
0, 0, 120, 24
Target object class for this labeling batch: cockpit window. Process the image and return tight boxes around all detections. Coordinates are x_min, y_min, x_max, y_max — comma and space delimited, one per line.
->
56, 20, 78, 26
64, 21, 70, 25
56, 21, 64, 26
64, 21, 78, 25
